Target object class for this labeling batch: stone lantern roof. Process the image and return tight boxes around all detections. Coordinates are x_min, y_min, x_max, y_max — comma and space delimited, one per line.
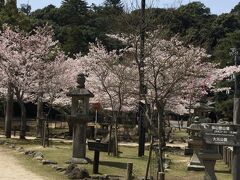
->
66, 73, 94, 98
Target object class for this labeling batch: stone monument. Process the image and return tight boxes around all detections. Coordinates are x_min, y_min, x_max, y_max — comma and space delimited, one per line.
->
67, 73, 94, 164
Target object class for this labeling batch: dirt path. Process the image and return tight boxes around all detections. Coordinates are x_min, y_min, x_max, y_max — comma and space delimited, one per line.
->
0, 146, 44, 180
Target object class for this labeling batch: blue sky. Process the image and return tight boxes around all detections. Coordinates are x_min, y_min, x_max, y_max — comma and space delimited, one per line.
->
17, 0, 240, 15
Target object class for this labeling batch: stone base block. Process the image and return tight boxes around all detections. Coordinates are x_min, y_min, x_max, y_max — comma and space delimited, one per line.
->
66, 157, 91, 164
187, 152, 205, 171
187, 163, 205, 171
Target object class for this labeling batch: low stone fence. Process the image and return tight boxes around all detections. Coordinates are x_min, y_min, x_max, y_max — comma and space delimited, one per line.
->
222, 146, 233, 171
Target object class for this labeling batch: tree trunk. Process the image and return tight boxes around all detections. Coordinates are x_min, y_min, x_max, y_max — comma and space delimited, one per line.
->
108, 118, 113, 155
3, 98, 6, 117
5, 84, 13, 138
158, 115, 164, 173
18, 101, 26, 139
157, 102, 166, 147
145, 135, 154, 179
157, 101, 165, 173
113, 114, 119, 157
177, 117, 181, 130
114, 120, 119, 156
36, 94, 44, 138
68, 121, 73, 137
187, 100, 192, 127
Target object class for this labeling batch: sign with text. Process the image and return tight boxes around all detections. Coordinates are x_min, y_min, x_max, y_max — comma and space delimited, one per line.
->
202, 123, 240, 146
88, 141, 109, 152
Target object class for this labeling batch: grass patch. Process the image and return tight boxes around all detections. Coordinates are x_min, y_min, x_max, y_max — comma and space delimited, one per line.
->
166, 153, 231, 180
0, 137, 232, 180
172, 129, 189, 140
13, 152, 68, 180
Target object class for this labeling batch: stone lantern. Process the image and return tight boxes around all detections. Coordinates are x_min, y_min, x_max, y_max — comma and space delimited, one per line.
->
187, 121, 205, 170
67, 73, 94, 164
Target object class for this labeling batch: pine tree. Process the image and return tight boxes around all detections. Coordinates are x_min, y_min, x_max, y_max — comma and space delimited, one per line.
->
0, 0, 4, 9
5, 0, 18, 15
60, 0, 88, 25
104, 0, 123, 12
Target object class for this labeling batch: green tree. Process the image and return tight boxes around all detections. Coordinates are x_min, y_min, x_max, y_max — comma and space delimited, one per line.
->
231, 2, 240, 14
59, 0, 88, 25
212, 31, 240, 120
0, 0, 4, 10
19, 4, 31, 16
5, 0, 17, 15
103, 0, 123, 13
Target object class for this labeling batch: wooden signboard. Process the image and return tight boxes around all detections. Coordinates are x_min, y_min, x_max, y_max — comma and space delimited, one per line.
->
202, 123, 240, 146
88, 141, 109, 152
88, 140, 109, 174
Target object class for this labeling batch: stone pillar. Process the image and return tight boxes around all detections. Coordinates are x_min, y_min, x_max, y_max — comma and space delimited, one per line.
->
71, 97, 88, 163
72, 122, 87, 160
202, 160, 217, 180
198, 145, 221, 180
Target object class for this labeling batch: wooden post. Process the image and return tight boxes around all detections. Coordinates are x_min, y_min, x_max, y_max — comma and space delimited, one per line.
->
126, 162, 133, 180
108, 123, 112, 155
138, 103, 145, 157
46, 121, 49, 147
93, 139, 101, 174
138, 0, 146, 158
94, 109, 98, 139
145, 136, 153, 180
43, 121, 46, 148
231, 48, 240, 180
227, 148, 230, 167
158, 172, 165, 180
13, 126, 16, 136
223, 146, 227, 164
230, 148, 233, 172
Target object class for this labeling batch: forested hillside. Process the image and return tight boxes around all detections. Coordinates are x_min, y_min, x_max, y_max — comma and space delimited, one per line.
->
1, 0, 240, 120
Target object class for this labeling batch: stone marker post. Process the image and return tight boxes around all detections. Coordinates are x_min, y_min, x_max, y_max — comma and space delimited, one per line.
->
67, 73, 94, 164
231, 48, 240, 180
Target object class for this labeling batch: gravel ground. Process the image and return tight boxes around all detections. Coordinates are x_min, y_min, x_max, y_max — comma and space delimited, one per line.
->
0, 146, 44, 180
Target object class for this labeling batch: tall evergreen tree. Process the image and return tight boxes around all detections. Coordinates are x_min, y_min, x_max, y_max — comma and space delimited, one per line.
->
104, 0, 123, 12
60, 0, 88, 25
0, 0, 4, 10
20, 4, 31, 16
5, 0, 17, 15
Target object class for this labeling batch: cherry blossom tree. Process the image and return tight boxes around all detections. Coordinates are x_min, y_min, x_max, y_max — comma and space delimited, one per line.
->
0, 61, 12, 138
0, 25, 65, 139
144, 35, 216, 146
26, 25, 66, 138
142, 33, 217, 173
107, 30, 218, 171
75, 41, 138, 156
0, 26, 30, 139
